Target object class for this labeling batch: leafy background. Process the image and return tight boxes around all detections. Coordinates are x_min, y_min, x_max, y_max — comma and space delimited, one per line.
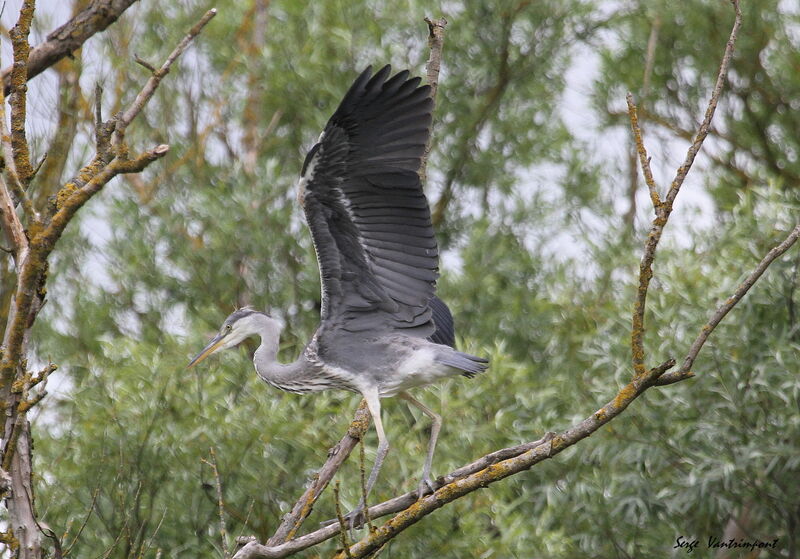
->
3, 0, 797, 557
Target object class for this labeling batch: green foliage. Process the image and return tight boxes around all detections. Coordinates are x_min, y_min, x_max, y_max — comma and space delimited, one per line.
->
594, 0, 800, 209
19, 0, 799, 557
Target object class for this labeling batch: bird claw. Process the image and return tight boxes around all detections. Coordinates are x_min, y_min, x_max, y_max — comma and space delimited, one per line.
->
327, 442, 342, 458
344, 504, 367, 531
417, 476, 436, 500
320, 503, 368, 532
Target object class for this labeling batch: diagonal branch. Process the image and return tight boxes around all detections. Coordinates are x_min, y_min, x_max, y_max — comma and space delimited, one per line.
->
657, 223, 800, 386
629, 0, 741, 377
40, 146, 169, 247
266, 401, 371, 546
113, 8, 217, 145
1, 0, 140, 96
626, 94, 660, 208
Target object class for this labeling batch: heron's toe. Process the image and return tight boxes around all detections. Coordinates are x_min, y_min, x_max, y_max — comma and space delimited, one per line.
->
327, 442, 342, 458
417, 476, 436, 500
348, 506, 365, 531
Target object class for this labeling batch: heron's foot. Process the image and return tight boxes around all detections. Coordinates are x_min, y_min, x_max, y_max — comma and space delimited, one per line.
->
417, 475, 436, 500
344, 502, 367, 532
327, 442, 342, 458
320, 502, 369, 531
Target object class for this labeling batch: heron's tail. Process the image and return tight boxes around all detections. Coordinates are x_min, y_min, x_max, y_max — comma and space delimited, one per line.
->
435, 350, 489, 379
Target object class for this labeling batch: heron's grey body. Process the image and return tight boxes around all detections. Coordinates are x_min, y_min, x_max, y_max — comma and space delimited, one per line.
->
189, 65, 488, 519
240, 310, 480, 397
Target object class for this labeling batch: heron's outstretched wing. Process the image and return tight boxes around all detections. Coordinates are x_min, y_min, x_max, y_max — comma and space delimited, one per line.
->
299, 65, 437, 336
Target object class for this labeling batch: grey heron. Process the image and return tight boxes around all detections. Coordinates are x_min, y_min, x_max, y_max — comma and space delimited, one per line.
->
189, 65, 488, 520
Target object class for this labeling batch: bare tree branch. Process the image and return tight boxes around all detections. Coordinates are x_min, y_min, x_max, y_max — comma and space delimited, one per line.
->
419, 16, 446, 187
626, 95, 660, 209
41, 145, 169, 246
629, 0, 742, 377
202, 447, 230, 559
266, 401, 370, 546
0, 6, 216, 556
1, 0, 139, 96
657, 223, 800, 386
114, 8, 217, 144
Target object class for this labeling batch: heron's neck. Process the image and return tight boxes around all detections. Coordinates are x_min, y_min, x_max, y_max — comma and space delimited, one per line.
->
250, 315, 306, 391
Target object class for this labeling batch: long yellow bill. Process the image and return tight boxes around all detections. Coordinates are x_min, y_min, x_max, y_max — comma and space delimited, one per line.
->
187, 333, 226, 369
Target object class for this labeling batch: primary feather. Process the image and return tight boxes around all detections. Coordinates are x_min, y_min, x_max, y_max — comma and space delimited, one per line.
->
298, 65, 438, 338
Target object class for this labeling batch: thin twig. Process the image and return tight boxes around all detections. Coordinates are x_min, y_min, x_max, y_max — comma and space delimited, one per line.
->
31, 152, 47, 179
641, 16, 660, 100
629, 0, 741, 377
332, 481, 352, 558
202, 447, 229, 559
624, 15, 661, 228
657, 224, 800, 385
237, 498, 256, 543
663, 0, 742, 210
63, 488, 100, 556
133, 53, 156, 73
114, 8, 217, 144
139, 507, 168, 559
626, 94, 660, 208
358, 440, 372, 532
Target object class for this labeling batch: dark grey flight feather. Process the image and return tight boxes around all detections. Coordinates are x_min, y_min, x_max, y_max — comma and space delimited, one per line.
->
299, 65, 438, 338
428, 295, 455, 348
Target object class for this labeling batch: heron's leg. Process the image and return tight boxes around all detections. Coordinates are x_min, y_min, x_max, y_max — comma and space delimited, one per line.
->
399, 391, 442, 500
343, 389, 388, 529
362, 388, 389, 499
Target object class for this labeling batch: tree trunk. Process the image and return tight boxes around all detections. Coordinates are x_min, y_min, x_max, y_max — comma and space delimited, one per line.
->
3, 396, 41, 559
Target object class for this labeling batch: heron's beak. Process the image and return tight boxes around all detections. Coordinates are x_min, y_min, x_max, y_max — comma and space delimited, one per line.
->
187, 333, 226, 369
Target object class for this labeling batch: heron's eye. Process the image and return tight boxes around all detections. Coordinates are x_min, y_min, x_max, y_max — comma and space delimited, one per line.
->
225, 324, 232, 332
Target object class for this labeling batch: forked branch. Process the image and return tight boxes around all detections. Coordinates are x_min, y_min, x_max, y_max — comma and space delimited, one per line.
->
1, 0, 140, 95
114, 8, 217, 144
629, 0, 742, 377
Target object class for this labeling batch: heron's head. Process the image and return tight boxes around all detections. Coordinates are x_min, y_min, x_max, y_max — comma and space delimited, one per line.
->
187, 308, 280, 368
